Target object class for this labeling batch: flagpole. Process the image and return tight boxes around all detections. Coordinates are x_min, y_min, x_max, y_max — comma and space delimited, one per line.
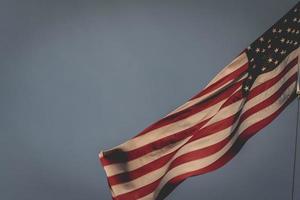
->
291, 64, 300, 200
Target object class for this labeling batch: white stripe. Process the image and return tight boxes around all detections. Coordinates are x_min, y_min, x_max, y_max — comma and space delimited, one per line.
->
205, 53, 248, 87
138, 192, 153, 200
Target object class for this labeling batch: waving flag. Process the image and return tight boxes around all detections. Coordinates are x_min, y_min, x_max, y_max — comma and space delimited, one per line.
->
99, 2, 300, 200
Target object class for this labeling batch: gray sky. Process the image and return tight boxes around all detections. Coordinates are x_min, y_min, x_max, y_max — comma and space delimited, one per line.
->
1, 0, 300, 199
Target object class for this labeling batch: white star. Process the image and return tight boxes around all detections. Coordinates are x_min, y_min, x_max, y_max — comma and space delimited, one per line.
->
287, 28, 291, 32
262, 67, 266, 71
274, 48, 279, 53
274, 60, 279, 65
259, 37, 264, 42
280, 50, 286, 55
272, 28, 277, 33
248, 76, 252, 80
255, 48, 260, 53
281, 38, 286, 43
268, 58, 273, 63
278, 29, 282, 33
244, 86, 249, 91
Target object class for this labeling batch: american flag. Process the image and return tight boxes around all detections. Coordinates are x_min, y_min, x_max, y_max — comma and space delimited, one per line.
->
100, 3, 300, 200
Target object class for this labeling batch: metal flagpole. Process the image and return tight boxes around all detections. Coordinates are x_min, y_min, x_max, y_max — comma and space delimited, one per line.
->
291, 63, 300, 200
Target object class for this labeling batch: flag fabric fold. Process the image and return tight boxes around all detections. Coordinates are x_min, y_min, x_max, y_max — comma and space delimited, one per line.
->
100, 3, 300, 200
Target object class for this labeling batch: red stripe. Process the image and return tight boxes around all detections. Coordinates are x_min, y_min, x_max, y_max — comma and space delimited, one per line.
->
190, 62, 248, 100
113, 179, 160, 200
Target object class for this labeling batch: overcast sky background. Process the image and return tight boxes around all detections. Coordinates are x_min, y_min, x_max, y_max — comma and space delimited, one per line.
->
1, 0, 300, 199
